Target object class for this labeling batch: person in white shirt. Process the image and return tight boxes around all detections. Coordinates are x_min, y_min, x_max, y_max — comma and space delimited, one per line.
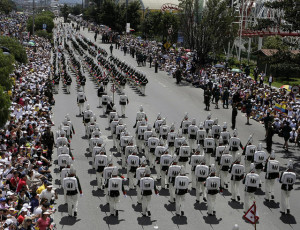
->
39, 184, 57, 204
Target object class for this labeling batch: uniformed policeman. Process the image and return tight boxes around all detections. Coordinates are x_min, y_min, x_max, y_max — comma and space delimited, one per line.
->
167, 159, 181, 203
243, 163, 259, 212
76, 87, 86, 115
264, 150, 279, 201
174, 166, 189, 216
188, 118, 198, 150
279, 160, 296, 214
107, 168, 126, 216
206, 165, 221, 216
63, 165, 82, 217
140, 166, 159, 216
229, 154, 244, 202
119, 91, 129, 117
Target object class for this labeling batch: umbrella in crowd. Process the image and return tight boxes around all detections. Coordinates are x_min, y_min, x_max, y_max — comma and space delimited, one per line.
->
231, 68, 243, 73
280, 85, 292, 91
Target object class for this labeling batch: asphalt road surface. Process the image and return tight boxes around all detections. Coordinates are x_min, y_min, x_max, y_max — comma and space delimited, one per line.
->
51, 20, 300, 230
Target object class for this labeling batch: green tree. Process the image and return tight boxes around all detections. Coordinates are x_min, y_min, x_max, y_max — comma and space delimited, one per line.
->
70, 4, 83, 16
99, 0, 124, 32
194, 0, 237, 64
0, 0, 16, 15
0, 36, 27, 64
262, 36, 288, 50
0, 50, 14, 91
60, 4, 69, 23
27, 14, 55, 34
0, 85, 11, 128
126, 1, 141, 30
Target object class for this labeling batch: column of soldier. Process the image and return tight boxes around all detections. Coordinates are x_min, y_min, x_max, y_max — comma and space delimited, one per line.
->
54, 24, 296, 220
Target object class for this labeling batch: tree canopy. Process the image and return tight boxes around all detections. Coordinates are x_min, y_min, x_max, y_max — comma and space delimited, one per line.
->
0, 0, 16, 15
0, 36, 27, 64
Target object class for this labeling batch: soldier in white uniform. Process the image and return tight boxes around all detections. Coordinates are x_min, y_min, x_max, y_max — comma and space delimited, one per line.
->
215, 137, 226, 176
160, 150, 173, 189
195, 161, 209, 203
134, 105, 147, 128
97, 82, 106, 108
219, 152, 233, 188
159, 118, 170, 141
143, 125, 153, 158
60, 166, 70, 203
108, 106, 118, 128
103, 163, 118, 203
140, 166, 158, 217
220, 122, 230, 145
64, 114, 75, 138
120, 131, 133, 168
211, 119, 221, 146
174, 166, 189, 216
107, 169, 126, 216
229, 129, 243, 161
136, 162, 147, 204
167, 123, 176, 156
147, 133, 159, 168
77, 87, 86, 115
196, 123, 206, 149
244, 136, 256, 173
190, 144, 204, 189
86, 117, 100, 139
229, 154, 244, 202
167, 160, 181, 203
188, 118, 198, 150
56, 132, 68, 148
116, 119, 126, 153
180, 113, 191, 138
110, 116, 119, 148
253, 143, 267, 187
279, 160, 296, 214
136, 119, 147, 153
178, 140, 191, 168
63, 165, 83, 217
83, 104, 93, 133
204, 113, 214, 133
264, 150, 279, 201
119, 92, 129, 117
94, 152, 108, 189
127, 152, 140, 189
204, 131, 215, 165
154, 138, 167, 180
153, 113, 163, 133
58, 153, 73, 171
206, 165, 221, 216
243, 163, 259, 212
89, 129, 103, 153
174, 129, 185, 155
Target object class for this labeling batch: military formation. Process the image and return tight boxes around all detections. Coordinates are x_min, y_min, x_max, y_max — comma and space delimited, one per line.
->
53, 22, 297, 228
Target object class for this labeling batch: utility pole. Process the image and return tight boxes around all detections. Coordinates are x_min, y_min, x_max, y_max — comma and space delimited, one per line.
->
32, 0, 35, 35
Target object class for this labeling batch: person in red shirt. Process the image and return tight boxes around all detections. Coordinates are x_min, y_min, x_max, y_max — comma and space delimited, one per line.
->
17, 207, 28, 225
16, 174, 28, 193
10, 171, 20, 191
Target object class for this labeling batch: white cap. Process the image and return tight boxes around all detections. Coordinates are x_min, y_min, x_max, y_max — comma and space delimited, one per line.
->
233, 129, 238, 136
157, 113, 161, 120
270, 150, 275, 159
248, 135, 253, 144
199, 122, 204, 129
257, 143, 262, 151
145, 166, 151, 175
69, 164, 76, 175
139, 105, 143, 112
223, 122, 227, 129
192, 118, 196, 125
184, 112, 188, 119
86, 104, 90, 110
119, 118, 123, 125
112, 168, 118, 176
250, 163, 255, 171
287, 160, 293, 169
180, 166, 186, 175
214, 118, 218, 125
170, 123, 175, 130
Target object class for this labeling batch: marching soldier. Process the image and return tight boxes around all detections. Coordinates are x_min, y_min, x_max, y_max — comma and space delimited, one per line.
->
178, 140, 191, 168
205, 165, 222, 216
196, 123, 206, 149
254, 143, 267, 187
180, 113, 191, 138
204, 113, 214, 133
136, 119, 147, 153
116, 119, 126, 153
215, 137, 226, 176
160, 150, 173, 189
229, 154, 244, 202
264, 150, 279, 201
63, 165, 83, 217
110, 116, 120, 148
147, 133, 159, 168
190, 145, 205, 189
167, 159, 181, 203
134, 105, 147, 128
97, 82, 106, 108
244, 136, 257, 172
188, 118, 198, 150
107, 169, 126, 217
159, 118, 170, 140
83, 104, 93, 127
120, 130, 134, 168
58, 153, 73, 171
220, 122, 230, 145
203, 131, 215, 165
153, 113, 163, 133
101, 94, 109, 116
167, 123, 176, 156
77, 87, 86, 115
219, 151, 233, 189
119, 91, 129, 117
243, 163, 259, 212
229, 129, 243, 160
174, 129, 185, 155
143, 125, 153, 158
211, 119, 221, 146
195, 160, 209, 203
127, 151, 140, 189
174, 166, 189, 216
136, 161, 147, 204
56, 131, 68, 148
94, 151, 108, 190
103, 163, 118, 203
154, 138, 167, 180
279, 160, 296, 214
140, 166, 159, 216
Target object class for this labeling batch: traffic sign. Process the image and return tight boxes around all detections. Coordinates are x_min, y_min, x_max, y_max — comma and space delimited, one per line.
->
43, 24, 47, 30
291, 85, 299, 94
164, 42, 171, 49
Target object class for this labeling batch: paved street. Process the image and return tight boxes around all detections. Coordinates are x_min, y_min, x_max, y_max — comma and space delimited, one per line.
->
51, 22, 299, 230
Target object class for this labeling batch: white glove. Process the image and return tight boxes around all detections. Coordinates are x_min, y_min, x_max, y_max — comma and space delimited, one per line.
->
80, 194, 83, 197
124, 194, 127, 198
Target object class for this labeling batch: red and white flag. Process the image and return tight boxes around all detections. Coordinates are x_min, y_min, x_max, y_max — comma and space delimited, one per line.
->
243, 202, 259, 224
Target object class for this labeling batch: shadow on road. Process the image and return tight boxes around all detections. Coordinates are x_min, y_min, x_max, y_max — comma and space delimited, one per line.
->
263, 200, 280, 209
171, 215, 188, 225
103, 215, 125, 225
280, 213, 297, 224
164, 203, 175, 212
59, 216, 81, 226
194, 202, 207, 211
58, 203, 68, 213
203, 215, 222, 224
228, 200, 243, 209
137, 216, 156, 226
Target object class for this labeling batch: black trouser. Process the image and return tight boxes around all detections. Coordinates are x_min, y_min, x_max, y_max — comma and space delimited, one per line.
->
223, 99, 228, 108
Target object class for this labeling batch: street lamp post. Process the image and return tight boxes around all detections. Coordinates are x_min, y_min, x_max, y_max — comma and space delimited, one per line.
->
32, 0, 35, 35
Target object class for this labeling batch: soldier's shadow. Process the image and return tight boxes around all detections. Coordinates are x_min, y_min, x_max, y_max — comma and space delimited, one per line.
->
92, 189, 105, 197
159, 189, 170, 196
137, 217, 157, 226
194, 202, 207, 211
203, 215, 222, 224
171, 215, 188, 225
127, 190, 137, 196
280, 213, 297, 224
164, 203, 176, 212
88, 168, 96, 174
132, 204, 142, 212
59, 216, 81, 226
103, 215, 125, 225
90, 179, 97, 186
263, 200, 280, 209
228, 200, 243, 209
255, 189, 265, 195
58, 203, 68, 213
99, 203, 110, 213
56, 187, 64, 195
85, 152, 92, 158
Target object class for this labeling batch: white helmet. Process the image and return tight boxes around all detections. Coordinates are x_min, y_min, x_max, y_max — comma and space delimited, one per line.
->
70, 164, 76, 175
270, 150, 275, 159
157, 113, 162, 120
183, 112, 188, 120
233, 129, 238, 136
139, 105, 143, 112
180, 166, 186, 175
257, 143, 262, 151
250, 163, 255, 171
170, 123, 175, 131
214, 118, 218, 125
86, 104, 90, 110
118, 118, 123, 125
199, 122, 204, 129
287, 160, 293, 169
192, 118, 196, 125
223, 122, 227, 129
207, 113, 212, 120
78, 87, 83, 92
